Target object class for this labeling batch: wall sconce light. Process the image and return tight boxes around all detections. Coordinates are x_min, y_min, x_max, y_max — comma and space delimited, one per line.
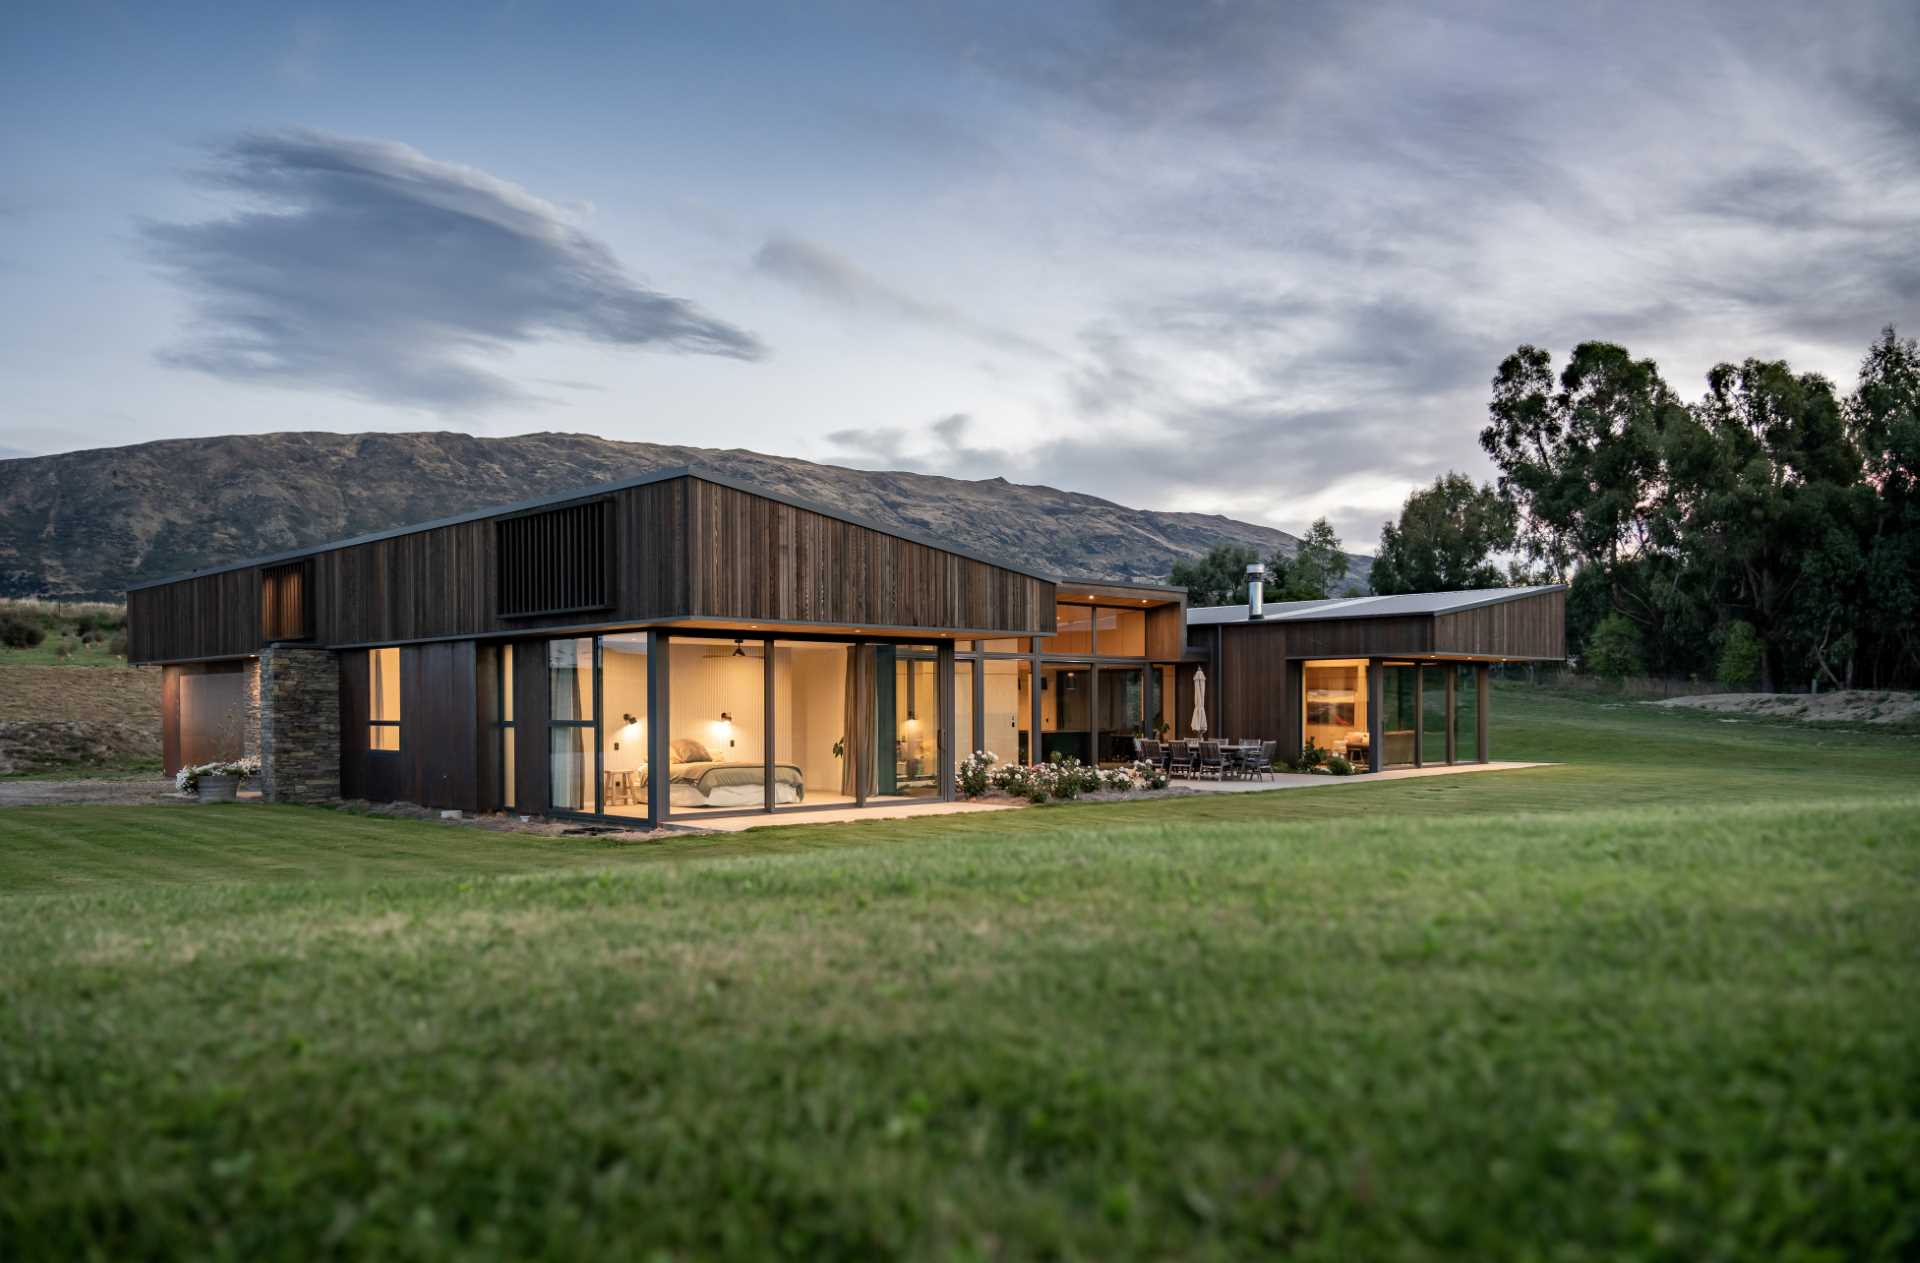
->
717, 710, 735, 748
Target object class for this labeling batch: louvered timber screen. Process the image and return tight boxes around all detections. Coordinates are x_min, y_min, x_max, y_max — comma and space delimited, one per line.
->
497, 499, 613, 617
260, 560, 313, 642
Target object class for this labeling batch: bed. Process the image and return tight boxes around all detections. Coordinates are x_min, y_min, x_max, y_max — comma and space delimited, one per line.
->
651, 738, 806, 808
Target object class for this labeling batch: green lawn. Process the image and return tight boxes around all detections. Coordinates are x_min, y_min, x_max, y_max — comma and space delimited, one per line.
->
2, 689, 1917, 1259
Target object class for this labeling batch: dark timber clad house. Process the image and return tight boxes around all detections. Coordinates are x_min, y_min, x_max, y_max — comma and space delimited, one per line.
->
128, 466, 1566, 822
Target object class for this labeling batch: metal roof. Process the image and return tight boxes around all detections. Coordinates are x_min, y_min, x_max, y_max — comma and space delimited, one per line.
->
127, 464, 1063, 592
1186, 585, 1566, 625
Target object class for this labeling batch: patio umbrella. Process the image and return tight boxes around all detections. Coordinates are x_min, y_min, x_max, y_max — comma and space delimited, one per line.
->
1191, 668, 1208, 736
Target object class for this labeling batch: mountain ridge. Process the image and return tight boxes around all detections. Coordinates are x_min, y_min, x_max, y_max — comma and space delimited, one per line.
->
0, 431, 1370, 600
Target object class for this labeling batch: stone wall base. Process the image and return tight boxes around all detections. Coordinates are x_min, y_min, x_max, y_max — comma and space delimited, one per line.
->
259, 646, 340, 803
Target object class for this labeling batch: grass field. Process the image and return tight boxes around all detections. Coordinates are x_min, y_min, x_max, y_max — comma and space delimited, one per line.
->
3, 688, 1917, 1259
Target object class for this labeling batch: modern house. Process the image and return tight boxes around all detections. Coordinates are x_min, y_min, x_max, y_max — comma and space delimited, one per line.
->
128, 467, 1565, 823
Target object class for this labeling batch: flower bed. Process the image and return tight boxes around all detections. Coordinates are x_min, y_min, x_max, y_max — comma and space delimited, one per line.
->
958, 751, 1169, 804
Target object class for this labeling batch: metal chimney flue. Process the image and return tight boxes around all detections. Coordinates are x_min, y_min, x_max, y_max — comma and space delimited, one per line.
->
1246, 562, 1266, 620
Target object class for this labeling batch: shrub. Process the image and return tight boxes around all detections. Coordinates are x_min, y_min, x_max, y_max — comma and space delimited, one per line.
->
1716, 621, 1764, 688
1291, 737, 1329, 773
1130, 759, 1169, 791
1099, 767, 1134, 792
1326, 754, 1354, 775
108, 630, 128, 659
0, 614, 45, 649
1584, 613, 1646, 680
958, 751, 995, 799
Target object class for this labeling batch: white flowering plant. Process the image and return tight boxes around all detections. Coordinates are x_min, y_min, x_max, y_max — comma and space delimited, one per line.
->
958, 750, 997, 799
175, 755, 261, 793
971, 752, 1169, 802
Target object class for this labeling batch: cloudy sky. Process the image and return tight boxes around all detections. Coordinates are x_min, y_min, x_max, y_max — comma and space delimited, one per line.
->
3, 1, 1916, 549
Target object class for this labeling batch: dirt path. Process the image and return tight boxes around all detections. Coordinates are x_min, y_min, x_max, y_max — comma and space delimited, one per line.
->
0, 778, 186, 807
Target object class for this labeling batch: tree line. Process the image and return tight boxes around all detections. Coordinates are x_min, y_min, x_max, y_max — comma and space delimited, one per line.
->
1169, 326, 1919, 691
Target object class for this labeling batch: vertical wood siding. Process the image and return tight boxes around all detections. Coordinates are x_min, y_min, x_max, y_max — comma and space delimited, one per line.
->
686, 481, 1053, 632
1431, 589, 1566, 659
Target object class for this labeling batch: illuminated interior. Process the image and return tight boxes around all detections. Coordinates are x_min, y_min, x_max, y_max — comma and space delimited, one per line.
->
772, 641, 856, 810
599, 634, 648, 817
1301, 658, 1368, 761
666, 637, 773, 810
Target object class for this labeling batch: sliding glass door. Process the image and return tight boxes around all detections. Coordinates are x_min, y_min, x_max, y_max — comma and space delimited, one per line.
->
599, 634, 648, 819
771, 641, 856, 811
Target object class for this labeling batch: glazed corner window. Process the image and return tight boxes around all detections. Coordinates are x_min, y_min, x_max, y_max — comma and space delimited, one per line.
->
369, 647, 401, 751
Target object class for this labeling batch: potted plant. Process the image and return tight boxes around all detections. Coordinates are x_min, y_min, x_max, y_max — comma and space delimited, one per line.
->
176, 756, 261, 802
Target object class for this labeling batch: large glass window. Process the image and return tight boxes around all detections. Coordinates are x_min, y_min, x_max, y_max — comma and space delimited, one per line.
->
1043, 604, 1093, 655
955, 659, 976, 760
665, 637, 768, 811
1040, 664, 1092, 763
1422, 666, 1451, 764
772, 641, 855, 810
1095, 607, 1147, 657
600, 634, 648, 818
1456, 664, 1480, 761
548, 638, 595, 812
1302, 659, 1367, 761
369, 647, 400, 751
978, 637, 1030, 654
982, 658, 1031, 764
1379, 664, 1418, 767
495, 645, 515, 810
875, 646, 938, 799
1097, 667, 1144, 764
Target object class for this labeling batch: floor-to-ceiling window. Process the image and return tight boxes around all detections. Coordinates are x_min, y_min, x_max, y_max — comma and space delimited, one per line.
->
1379, 664, 1419, 767
1302, 659, 1368, 762
981, 657, 1031, 764
875, 645, 938, 799
1096, 667, 1144, 765
1044, 604, 1093, 655
955, 659, 976, 759
600, 634, 648, 818
1095, 606, 1146, 657
667, 637, 769, 810
772, 641, 856, 810
1421, 666, 1450, 765
1456, 664, 1481, 761
548, 638, 596, 812
1040, 664, 1091, 763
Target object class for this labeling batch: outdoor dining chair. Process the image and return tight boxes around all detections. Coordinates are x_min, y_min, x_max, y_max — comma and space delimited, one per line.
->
1168, 741, 1194, 779
1196, 741, 1225, 780
1244, 741, 1276, 781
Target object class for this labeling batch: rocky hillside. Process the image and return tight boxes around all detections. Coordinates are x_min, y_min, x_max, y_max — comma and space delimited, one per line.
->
0, 431, 1369, 599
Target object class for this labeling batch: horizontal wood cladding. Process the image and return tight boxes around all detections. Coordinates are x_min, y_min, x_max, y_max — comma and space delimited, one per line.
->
686, 481, 1054, 633
497, 498, 612, 618
129, 568, 260, 663
1432, 589, 1566, 660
